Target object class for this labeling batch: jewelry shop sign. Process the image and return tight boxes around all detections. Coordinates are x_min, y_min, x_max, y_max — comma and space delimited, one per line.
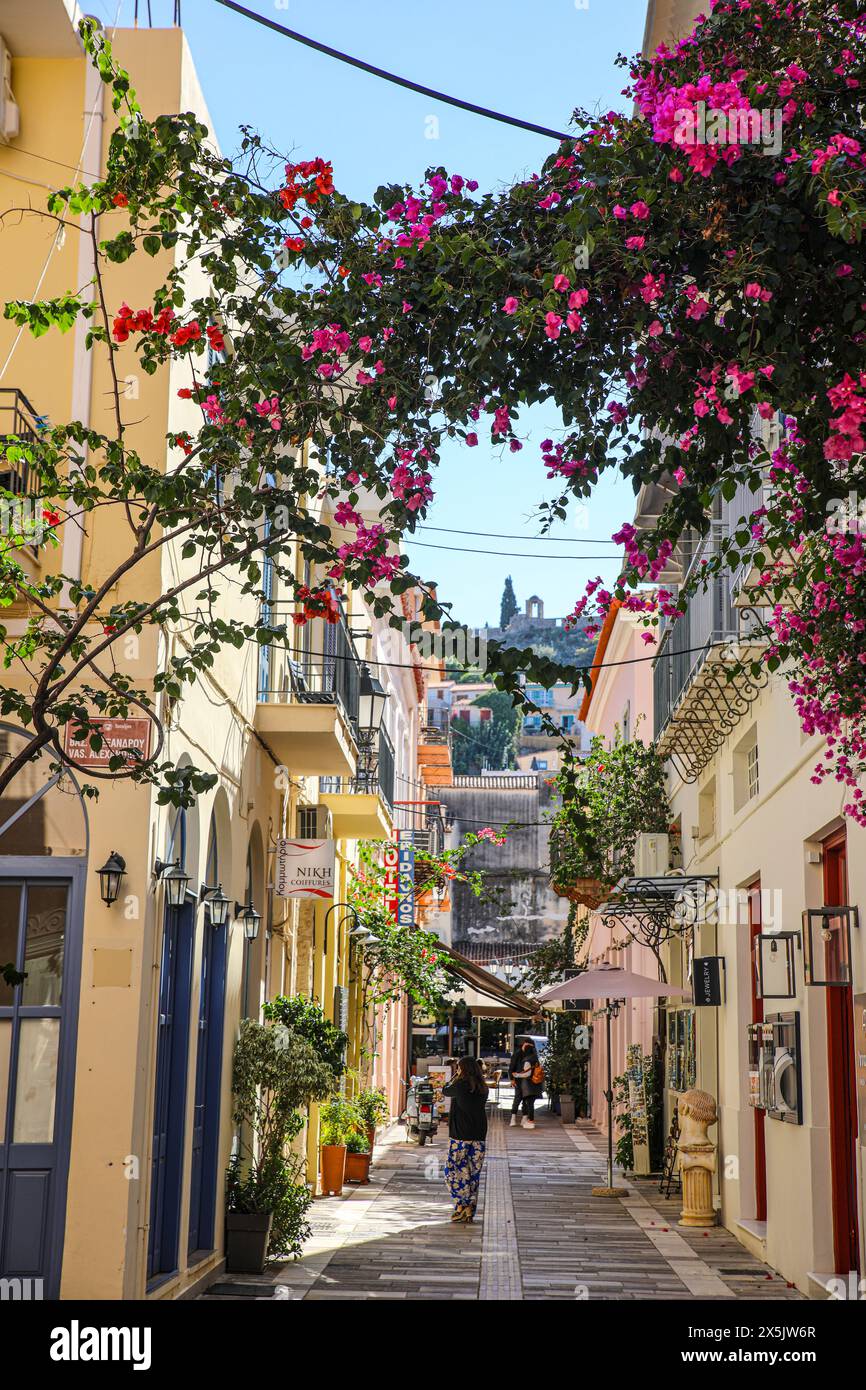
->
275, 839, 336, 900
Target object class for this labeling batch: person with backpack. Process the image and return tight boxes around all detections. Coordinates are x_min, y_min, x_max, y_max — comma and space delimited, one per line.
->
511, 1041, 545, 1129
508, 1043, 525, 1126
442, 1057, 489, 1223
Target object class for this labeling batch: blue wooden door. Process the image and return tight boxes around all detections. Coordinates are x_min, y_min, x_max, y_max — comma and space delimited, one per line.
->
187, 910, 228, 1257
0, 866, 83, 1299
147, 897, 194, 1283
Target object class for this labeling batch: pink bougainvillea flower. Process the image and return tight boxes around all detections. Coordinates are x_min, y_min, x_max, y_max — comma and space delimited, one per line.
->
502, 297, 519, 314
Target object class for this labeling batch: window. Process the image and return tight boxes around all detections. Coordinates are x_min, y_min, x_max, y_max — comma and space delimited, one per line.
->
733, 725, 759, 812
747, 743, 760, 801
697, 777, 716, 841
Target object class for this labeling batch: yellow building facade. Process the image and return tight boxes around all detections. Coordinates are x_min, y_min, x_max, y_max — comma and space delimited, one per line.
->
0, 3, 418, 1300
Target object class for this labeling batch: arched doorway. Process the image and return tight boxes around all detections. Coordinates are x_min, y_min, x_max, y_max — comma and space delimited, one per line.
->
0, 725, 88, 1298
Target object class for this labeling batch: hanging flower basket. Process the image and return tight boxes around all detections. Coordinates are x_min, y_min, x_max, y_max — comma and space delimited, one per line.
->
551, 876, 608, 911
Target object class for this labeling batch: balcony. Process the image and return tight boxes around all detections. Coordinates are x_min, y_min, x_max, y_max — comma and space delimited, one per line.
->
254, 615, 360, 776
318, 727, 395, 839
653, 525, 768, 783
0, 389, 46, 496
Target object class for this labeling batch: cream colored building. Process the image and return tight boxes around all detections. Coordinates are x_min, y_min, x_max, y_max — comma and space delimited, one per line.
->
636, 0, 866, 1301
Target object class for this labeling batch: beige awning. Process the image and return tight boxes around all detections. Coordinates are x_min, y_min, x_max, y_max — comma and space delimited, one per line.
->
440, 945, 540, 1020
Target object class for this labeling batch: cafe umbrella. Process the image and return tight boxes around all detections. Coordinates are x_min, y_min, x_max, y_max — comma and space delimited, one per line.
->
539, 963, 690, 1196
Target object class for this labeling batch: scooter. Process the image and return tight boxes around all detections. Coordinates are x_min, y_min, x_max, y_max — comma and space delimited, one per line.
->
403, 1075, 439, 1146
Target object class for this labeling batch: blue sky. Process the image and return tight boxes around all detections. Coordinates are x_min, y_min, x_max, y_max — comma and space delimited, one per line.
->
99, 0, 648, 626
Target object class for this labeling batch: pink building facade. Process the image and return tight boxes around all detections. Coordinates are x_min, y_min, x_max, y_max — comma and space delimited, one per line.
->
578, 602, 660, 1135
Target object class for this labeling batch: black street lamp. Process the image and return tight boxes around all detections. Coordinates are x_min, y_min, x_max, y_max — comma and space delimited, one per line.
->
358, 664, 388, 738
236, 901, 261, 940
96, 850, 126, 906
199, 883, 230, 928
154, 858, 191, 908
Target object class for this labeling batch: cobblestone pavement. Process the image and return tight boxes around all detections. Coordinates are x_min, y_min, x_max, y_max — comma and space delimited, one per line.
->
203, 1100, 804, 1301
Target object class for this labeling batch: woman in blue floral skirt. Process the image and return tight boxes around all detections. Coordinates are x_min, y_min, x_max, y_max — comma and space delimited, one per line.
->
442, 1057, 489, 1223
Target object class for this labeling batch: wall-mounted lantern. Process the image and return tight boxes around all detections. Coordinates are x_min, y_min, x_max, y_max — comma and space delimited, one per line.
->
154, 857, 191, 908
754, 932, 799, 1000
236, 901, 261, 941
97, 850, 126, 906
358, 665, 388, 742
802, 907, 859, 986
199, 882, 230, 928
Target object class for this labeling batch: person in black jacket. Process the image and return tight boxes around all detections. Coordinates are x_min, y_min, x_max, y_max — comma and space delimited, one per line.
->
512, 1041, 544, 1129
442, 1058, 489, 1223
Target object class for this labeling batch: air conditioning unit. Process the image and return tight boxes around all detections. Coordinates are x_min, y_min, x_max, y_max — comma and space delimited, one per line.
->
0, 41, 20, 145
296, 803, 332, 840
634, 832, 670, 877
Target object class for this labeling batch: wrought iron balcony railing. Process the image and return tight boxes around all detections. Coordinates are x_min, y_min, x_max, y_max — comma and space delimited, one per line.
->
653, 523, 739, 741
258, 613, 361, 729
0, 388, 47, 498
318, 724, 395, 811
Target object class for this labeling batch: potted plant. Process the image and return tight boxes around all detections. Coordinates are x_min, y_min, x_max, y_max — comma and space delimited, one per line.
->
227, 1018, 334, 1271
353, 1086, 389, 1151
344, 1129, 372, 1184
319, 1094, 359, 1196
224, 1149, 280, 1273
548, 732, 670, 911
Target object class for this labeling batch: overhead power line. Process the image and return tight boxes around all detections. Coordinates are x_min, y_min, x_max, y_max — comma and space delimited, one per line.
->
214, 0, 571, 142
406, 539, 617, 560
251, 636, 744, 679
418, 525, 620, 546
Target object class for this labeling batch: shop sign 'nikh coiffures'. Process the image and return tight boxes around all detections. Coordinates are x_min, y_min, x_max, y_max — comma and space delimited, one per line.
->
274, 839, 336, 900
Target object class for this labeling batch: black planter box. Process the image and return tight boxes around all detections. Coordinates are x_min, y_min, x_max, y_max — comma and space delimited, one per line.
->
225, 1211, 273, 1274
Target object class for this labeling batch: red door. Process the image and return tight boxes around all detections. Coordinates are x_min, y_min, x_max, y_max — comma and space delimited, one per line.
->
823, 831, 860, 1275
748, 880, 767, 1223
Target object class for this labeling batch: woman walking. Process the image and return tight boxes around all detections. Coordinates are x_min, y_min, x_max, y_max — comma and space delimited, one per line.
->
442, 1057, 489, 1223
512, 1040, 545, 1130
508, 1043, 525, 1127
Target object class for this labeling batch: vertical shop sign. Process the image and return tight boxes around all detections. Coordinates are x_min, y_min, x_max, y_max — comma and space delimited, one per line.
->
397, 844, 415, 927
384, 842, 399, 919
626, 1043, 651, 1176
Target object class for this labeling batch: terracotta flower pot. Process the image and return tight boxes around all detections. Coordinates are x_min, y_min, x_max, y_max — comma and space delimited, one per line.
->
345, 1150, 372, 1185
366, 1125, 376, 1153
320, 1144, 347, 1196
552, 876, 608, 910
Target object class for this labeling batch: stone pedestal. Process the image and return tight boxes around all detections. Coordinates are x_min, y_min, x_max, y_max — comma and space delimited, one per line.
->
676, 1088, 718, 1229
678, 1143, 717, 1227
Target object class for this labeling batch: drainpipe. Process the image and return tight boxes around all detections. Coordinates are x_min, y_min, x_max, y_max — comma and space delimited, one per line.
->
61, 32, 105, 603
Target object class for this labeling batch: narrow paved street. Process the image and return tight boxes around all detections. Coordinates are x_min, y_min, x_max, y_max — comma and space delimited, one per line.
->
205, 1100, 804, 1301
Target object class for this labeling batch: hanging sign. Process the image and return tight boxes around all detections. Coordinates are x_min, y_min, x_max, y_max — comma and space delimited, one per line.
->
63, 716, 151, 768
626, 1043, 651, 1176
397, 844, 415, 927
274, 839, 335, 900
384, 842, 399, 919
693, 955, 725, 1007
